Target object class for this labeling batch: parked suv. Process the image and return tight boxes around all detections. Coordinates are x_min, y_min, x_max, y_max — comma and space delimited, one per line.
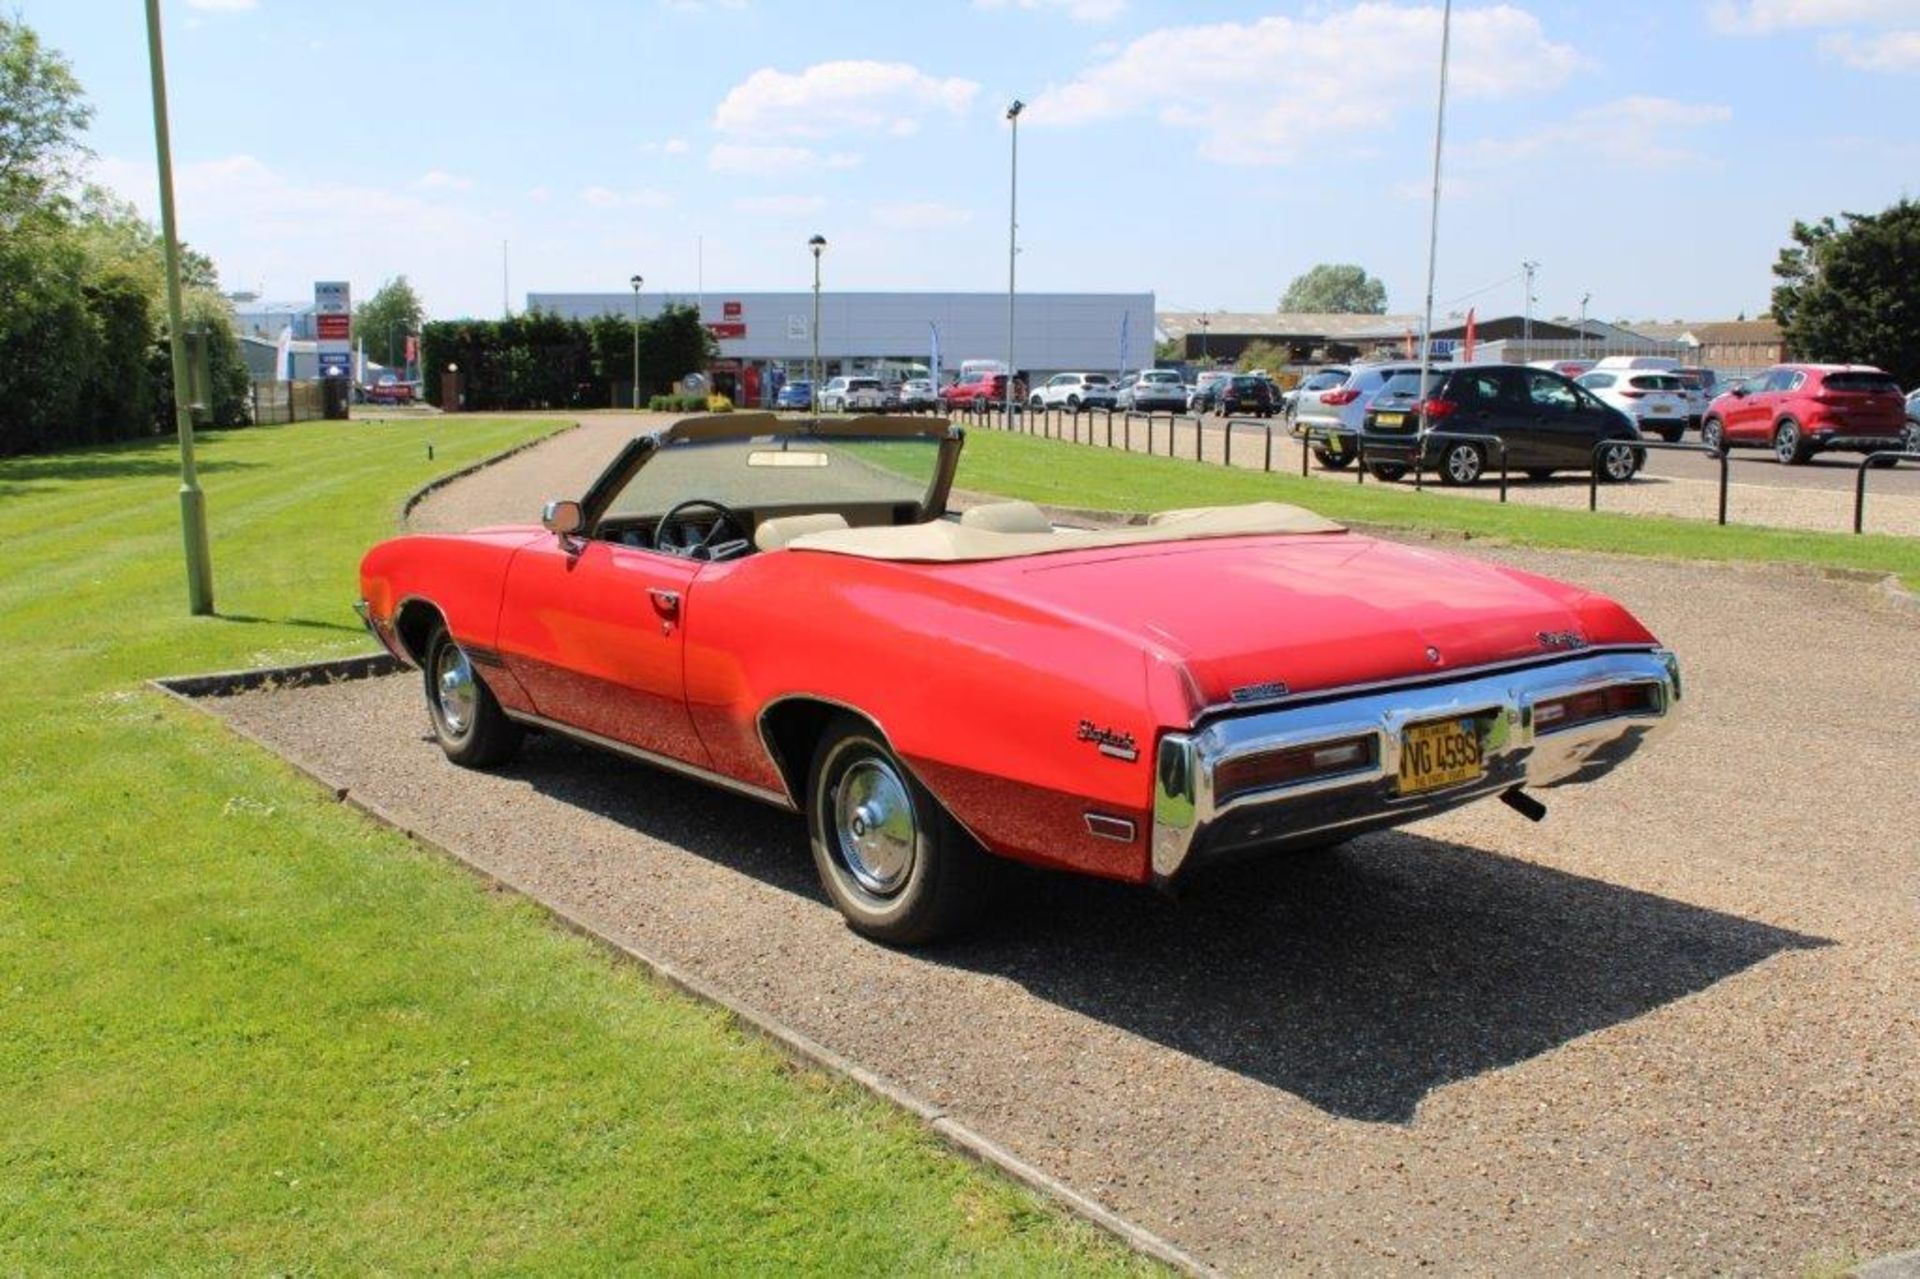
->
1292, 362, 1429, 469
1361, 364, 1642, 485
1116, 368, 1187, 411
1031, 372, 1116, 410
1187, 370, 1231, 413
1576, 370, 1691, 442
940, 371, 1013, 411
1701, 364, 1907, 464
1211, 374, 1276, 417
819, 376, 885, 412
1282, 367, 1349, 420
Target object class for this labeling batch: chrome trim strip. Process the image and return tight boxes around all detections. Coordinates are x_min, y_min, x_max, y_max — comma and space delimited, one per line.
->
503, 708, 797, 811
1153, 648, 1680, 883
1084, 813, 1138, 843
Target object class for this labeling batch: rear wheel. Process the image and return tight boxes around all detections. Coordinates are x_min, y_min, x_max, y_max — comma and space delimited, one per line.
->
806, 716, 995, 946
1702, 416, 1725, 453
1437, 441, 1485, 486
1773, 418, 1810, 465
1903, 421, 1920, 454
1366, 462, 1409, 482
423, 623, 522, 768
1313, 447, 1354, 469
1598, 442, 1639, 483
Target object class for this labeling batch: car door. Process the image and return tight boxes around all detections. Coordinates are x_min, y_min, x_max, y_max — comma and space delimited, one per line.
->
1511, 369, 1591, 468
495, 533, 710, 766
1727, 371, 1775, 441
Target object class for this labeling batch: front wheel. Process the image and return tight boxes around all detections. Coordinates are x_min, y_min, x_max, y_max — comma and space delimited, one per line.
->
1366, 462, 1409, 482
1597, 442, 1640, 483
1028, 395, 1044, 410
1903, 421, 1920, 454
1701, 417, 1725, 453
806, 716, 995, 946
1314, 448, 1354, 470
423, 624, 522, 768
1437, 441, 1485, 486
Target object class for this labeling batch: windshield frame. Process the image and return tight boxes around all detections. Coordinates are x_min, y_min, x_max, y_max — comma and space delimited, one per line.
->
579, 413, 964, 536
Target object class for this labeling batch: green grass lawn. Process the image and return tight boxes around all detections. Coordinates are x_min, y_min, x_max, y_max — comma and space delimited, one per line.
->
0, 420, 1153, 1275
955, 427, 1920, 590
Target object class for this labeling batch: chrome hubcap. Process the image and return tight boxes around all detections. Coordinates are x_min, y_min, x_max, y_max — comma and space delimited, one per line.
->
1448, 446, 1478, 482
435, 644, 477, 735
833, 758, 917, 897
1776, 426, 1796, 460
1606, 446, 1634, 478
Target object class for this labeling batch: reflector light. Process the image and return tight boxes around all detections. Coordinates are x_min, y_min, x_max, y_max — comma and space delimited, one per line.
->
1214, 734, 1377, 803
1320, 388, 1362, 406
1533, 683, 1658, 734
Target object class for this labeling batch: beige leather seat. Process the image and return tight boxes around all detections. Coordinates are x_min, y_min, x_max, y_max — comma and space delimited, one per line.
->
754, 512, 850, 551
958, 501, 1053, 534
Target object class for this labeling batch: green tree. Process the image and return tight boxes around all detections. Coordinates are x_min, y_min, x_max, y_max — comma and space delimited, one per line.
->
0, 15, 92, 219
354, 275, 425, 370
1279, 263, 1387, 314
1234, 340, 1291, 373
1771, 200, 1920, 387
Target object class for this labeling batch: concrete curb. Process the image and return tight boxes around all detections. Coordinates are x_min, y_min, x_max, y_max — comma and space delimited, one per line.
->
397, 421, 581, 527
151, 655, 1221, 1279
1859, 1247, 1920, 1278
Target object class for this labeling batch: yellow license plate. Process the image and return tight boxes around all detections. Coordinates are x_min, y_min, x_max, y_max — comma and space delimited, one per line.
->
1397, 717, 1484, 795
1376, 412, 1404, 427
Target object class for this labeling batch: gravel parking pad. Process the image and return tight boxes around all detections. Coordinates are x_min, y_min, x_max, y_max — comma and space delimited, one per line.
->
207, 544, 1917, 1275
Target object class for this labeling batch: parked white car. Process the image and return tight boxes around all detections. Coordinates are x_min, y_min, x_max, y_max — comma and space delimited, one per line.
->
1116, 369, 1188, 411
1577, 369, 1690, 442
1030, 372, 1117, 410
819, 376, 885, 412
897, 378, 937, 411
1291, 361, 1432, 468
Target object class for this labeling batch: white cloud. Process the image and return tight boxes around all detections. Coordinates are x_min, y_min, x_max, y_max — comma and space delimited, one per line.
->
640, 138, 692, 155
579, 185, 673, 209
525, 186, 551, 203
733, 194, 829, 216
873, 201, 974, 229
1711, 0, 1917, 32
1821, 27, 1920, 67
413, 169, 473, 192
707, 143, 863, 174
1464, 96, 1733, 168
713, 61, 979, 138
185, 0, 257, 10
1026, 4, 1578, 165
974, 0, 1126, 24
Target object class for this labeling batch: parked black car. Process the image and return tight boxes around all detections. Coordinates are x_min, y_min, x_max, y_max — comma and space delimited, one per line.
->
1360, 364, 1643, 484
1209, 374, 1276, 418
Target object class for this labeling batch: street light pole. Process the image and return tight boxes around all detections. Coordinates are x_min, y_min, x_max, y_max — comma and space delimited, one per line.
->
629, 274, 643, 410
1579, 291, 1591, 351
809, 234, 826, 415
1200, 314, 1210, 362
143, 0, 212, 615
1006, 99, 1024, 431
1416, 0, 1453, 439
1522, 258, 1540, 350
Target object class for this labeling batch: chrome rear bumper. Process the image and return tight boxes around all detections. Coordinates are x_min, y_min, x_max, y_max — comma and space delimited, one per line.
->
1151, 649, 1680, 884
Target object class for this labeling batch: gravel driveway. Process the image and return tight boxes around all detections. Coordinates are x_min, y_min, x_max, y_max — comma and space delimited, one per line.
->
213, 418, 1920, 1274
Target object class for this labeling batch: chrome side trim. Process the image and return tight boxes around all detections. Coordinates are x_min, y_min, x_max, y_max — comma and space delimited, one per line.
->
1084, 813, 1138, 843
502, 708, 797, 811
1153, 648, 1680, 883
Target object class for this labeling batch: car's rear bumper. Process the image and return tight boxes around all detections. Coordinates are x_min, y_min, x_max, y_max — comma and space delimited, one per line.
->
1150, 648, 1680, 885
1808, 429, 1906, 450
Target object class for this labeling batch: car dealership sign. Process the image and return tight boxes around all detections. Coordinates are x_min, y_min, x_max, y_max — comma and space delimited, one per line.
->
314, 280, 351, 379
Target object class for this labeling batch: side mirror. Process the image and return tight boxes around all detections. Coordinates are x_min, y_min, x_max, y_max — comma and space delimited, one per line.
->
1730, 385, 1748, 397
542, 499, 583, 535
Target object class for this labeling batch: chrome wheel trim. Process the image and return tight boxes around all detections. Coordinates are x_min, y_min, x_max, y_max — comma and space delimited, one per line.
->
1774, 422, 1798, 462
1446, 444, 1481, 484
1703, 419, 1722, 452
832, 757, 917, 897
434, 643, 477, 736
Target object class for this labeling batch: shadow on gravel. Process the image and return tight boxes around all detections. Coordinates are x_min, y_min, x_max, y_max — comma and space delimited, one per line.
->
501, 732, 1828, 1126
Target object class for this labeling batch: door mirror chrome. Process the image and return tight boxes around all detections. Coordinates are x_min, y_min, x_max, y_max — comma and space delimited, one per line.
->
1729, 386, 1748, 398
542, 499, 583, 535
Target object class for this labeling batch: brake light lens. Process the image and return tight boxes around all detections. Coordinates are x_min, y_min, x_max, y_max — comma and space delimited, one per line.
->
1532, 683, 1660, 734
1320, 388, 1362, 406
1620, 390, 1646, 399
1415, 398, 1458, 420
1213, 734, 1377, 804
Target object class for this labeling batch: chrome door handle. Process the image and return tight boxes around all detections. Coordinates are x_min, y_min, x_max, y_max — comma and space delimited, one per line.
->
648, 589, 681, 618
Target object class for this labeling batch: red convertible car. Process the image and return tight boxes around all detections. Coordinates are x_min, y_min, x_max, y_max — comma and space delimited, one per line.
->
358, 414, 1680, 944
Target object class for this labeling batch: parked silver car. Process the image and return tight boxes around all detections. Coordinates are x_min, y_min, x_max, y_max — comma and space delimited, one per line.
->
1282, 366, 1350, 420
1291, 362, 1429, 469
1116, 368, 1189, 411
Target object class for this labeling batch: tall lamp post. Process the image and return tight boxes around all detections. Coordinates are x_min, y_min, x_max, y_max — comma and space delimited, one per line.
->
1199, 313, 1211, 362
809, 234, 826, 414
1579, 291, 1591, 352
143, 0, 213, 614
1415, 0, 1454, 439
1005, 99, 1024, 431
629, 274, 643, 409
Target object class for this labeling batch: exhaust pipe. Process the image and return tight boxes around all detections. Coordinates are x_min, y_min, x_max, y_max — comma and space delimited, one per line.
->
1500, 786, 1547, 823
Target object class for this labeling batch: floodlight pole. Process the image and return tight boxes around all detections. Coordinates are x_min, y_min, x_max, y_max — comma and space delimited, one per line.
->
1416, 0, 1453, 439
809, 234, 826, 413
629, 274, 643, 409
1006, 99, 1024, 430
144, 0, 212, 615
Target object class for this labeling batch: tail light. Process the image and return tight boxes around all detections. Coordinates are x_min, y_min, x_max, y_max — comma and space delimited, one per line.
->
1213, 734, 1377, 804
1415, 398, 1458, 420
1620, 390, 1646, 399
1532, 683, 1660, 735
1321, 388, 1361, 406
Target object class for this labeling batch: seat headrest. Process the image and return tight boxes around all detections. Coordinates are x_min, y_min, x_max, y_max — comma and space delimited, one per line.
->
958, 501, 1053, 534
754, 512, 850, 551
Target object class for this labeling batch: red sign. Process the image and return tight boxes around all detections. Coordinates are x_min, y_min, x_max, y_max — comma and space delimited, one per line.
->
706, 321, 746, 339
404, 334, 419, 363
316, 313, 351, 341
723, 300, 742, 318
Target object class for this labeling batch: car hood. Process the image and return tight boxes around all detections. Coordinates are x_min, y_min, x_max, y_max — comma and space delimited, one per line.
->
960, 534, 1655, 714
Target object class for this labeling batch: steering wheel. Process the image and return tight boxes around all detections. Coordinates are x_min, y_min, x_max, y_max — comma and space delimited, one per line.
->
655, 497, 750, 560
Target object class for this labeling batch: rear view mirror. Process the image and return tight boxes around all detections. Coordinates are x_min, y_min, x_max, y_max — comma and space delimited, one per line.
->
542, 499, 582, 535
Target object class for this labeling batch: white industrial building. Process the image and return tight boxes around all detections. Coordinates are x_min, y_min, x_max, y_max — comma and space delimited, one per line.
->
527, 290, 1154, 407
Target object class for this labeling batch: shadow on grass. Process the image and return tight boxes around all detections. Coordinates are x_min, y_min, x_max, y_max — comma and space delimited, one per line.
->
500, 732, 1825, 1125
0, 452, 266, 492
216, 613, 366, 636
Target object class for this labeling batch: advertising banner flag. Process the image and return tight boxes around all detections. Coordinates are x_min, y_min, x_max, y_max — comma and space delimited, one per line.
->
929, 322, 941, 393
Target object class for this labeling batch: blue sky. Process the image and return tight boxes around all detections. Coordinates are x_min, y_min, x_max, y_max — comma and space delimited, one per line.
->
21, 0, 1920, 324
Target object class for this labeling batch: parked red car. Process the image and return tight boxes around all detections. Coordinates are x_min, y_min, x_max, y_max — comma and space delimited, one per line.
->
1701, 364, 1907, 464
938, 371, 1019, 411
358, 414, 1680, 945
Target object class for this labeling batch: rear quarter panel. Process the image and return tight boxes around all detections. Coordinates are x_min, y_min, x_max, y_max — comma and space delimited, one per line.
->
359, 530, 540, 709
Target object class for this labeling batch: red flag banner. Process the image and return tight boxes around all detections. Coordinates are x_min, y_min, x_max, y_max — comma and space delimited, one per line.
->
1464, 308, 1477, 362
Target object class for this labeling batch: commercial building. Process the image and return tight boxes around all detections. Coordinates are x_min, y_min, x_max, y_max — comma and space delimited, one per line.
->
527, 290, 1153, 406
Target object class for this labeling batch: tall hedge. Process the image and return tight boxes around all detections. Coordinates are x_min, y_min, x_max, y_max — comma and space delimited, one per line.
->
421, 304, 714, 410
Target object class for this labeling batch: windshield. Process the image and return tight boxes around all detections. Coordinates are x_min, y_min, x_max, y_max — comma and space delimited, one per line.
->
1823, 372, 1900, 393
602, 434, 942, 521
1142, 371, 1180, 383
1628, 374, 1684, 390
1380, 371, 1446, 396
